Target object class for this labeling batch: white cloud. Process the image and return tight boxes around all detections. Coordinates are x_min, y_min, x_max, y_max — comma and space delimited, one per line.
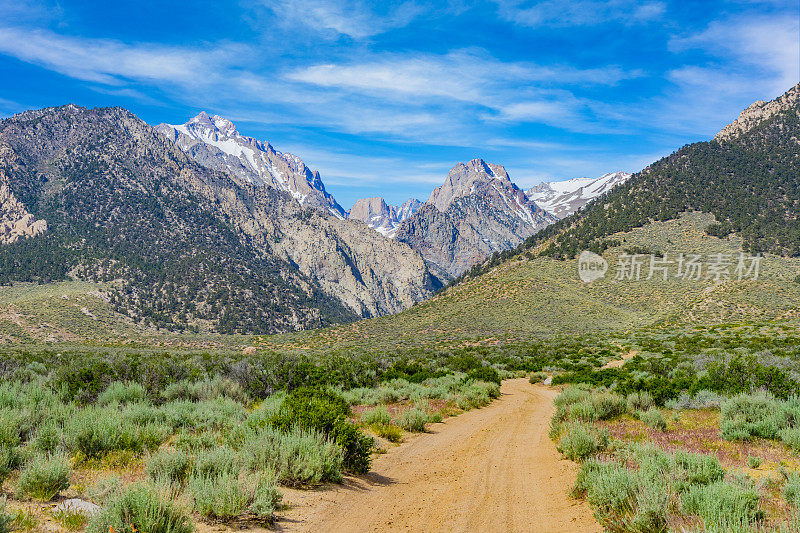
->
0, 27, 248, 86
258, 0, 424, 39
669, 14, 799, 98
493, 0, 665, 27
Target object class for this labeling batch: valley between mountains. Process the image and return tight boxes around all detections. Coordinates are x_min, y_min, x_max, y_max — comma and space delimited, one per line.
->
0, 78, 800, 533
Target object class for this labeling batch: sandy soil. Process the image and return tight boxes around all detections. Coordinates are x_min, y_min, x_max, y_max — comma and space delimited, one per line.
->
602, 350, 637, 369
275, 379, 600, 533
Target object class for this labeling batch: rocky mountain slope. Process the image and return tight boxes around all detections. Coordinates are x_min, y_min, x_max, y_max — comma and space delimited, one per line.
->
394, 159, 556, 279
526, 172, 631, 219
156, 113, 346, 218
715, 83, 800, 141
347, 196, 421, 237
0, 105, 440, 333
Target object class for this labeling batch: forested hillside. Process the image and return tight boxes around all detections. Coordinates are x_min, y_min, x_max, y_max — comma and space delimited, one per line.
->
460, 84, 800, 279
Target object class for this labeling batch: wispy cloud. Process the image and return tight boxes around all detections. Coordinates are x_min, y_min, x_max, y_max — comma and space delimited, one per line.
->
257, 0, 424, 39
669, 13, 799, 98
0, 27, 248, 86
493, 0, 665, 27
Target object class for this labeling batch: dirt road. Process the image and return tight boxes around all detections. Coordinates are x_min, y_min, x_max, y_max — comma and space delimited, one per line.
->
277, 379, 600, 533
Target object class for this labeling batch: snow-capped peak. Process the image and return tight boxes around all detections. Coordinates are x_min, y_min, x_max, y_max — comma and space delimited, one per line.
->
155, 113, 346, 218
526, 171, 631, 219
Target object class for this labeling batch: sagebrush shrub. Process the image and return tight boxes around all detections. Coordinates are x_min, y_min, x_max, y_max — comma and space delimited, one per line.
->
270, 388, 372, 474
681, 480, 764, 527
627, 391, 654, 413
242, 426, 344, 486
779, 427, 800, 452
638, 408, 667, 432
86, 483, 193, 533
558, 423, 609, 462
193, 447, 240, 478
361, 406, 392, 426
146, 449, 190, 484
16, 454, 71, 501
0, 446, 20, 486
97, 382, 146, 406
398, 408, 428, 432
189, 472, 281, 519
784, 472, 800, 506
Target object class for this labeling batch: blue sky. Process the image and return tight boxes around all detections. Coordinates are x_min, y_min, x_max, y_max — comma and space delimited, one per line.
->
0, 0, 797, 209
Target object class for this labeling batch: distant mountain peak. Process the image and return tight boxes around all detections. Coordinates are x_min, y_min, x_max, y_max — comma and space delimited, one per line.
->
156, 114, 345, 218
527, 171, 631, 219
347, 196, 421, 238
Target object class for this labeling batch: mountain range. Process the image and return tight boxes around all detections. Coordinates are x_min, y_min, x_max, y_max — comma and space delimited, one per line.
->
154, 112, 629, 279
0, 83, 797, 340
0, 105, 440, 333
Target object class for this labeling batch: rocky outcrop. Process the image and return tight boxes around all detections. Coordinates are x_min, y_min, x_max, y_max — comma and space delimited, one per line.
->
526, 172, 631, 219
156, 113, 346, 218
715, 83, 800, 142
397, 198, 422, 221
395, 159, 556, 278
0, 181, 47, 244
348, 197, 400, 236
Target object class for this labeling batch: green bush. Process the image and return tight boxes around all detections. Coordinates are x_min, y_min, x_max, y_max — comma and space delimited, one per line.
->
87, 483, 193, 533
192, 447, 240, 478
360, 406, 392, 426
557, 423, 609, 462
466, 367, 501, 385
638, 408, 667, 432
97, 382, 146, 406
16, 454, 71, 501
270, 388, 372, 474
146, 449, 190, 484
397, 408, 428, 432
529, 372, 548, 384
681, 480, 764, 527
242, 426, 344, 486
747, 456, 762, 469
189, 472, 281, 519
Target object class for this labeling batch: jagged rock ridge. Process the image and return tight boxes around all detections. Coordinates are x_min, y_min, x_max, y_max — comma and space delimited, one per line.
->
347, 196, 421, 237
156, 113, 346, 218
715, 83, 800, 141
394, 159, 556, 279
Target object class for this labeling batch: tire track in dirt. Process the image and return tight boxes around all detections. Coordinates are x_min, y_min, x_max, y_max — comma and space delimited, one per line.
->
276, 379, 600, 533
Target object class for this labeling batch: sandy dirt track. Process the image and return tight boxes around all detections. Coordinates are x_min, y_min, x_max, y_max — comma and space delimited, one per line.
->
276, 379, 601, 533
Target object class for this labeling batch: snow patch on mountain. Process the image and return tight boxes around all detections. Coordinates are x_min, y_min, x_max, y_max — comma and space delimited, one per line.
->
156, 113, 345, 218
527, 171, 631, 219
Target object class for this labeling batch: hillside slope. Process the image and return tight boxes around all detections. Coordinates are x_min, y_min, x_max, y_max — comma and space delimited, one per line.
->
513, 83, 800, 261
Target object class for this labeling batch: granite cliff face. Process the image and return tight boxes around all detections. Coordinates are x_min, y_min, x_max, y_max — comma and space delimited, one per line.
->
0, 105, 439, 333
395, 159, 556, 279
